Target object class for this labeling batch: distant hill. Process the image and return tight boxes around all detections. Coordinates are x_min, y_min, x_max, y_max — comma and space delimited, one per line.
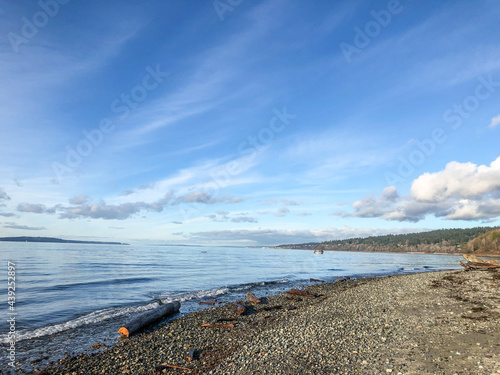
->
0, 236, 128, 245
275, 227, 498, 255
462, 228, 500, 255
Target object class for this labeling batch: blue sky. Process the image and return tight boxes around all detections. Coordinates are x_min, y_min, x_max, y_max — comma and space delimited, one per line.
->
1, 0, 500, 246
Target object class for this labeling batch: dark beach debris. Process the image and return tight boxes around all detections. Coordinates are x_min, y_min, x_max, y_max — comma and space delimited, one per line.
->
199, 301, 215, 305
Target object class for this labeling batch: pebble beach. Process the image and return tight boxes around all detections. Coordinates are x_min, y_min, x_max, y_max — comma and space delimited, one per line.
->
32, 269, 499, 374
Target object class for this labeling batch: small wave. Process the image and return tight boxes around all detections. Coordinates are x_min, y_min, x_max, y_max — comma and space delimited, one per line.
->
0, 301, 160, 344
158, 286, 230, 303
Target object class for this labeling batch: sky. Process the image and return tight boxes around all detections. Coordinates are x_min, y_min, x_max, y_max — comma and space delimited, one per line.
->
1, 0, 500, 246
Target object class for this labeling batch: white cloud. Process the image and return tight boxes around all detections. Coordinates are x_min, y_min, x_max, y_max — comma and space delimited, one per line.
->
335, 156, 500, 222
411, 157, 500, 202
488, 114, 500, 129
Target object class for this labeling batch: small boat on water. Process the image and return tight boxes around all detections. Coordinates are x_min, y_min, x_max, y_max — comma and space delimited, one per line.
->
313, 249, 324, 254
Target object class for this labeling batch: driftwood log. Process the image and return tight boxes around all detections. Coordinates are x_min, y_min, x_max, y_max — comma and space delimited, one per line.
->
118, 301, 180, 337
460, 254, 500, 270
246, 292, 261, 304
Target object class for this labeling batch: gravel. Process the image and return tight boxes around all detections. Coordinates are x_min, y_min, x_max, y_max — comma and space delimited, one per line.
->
20, 269, 500, 374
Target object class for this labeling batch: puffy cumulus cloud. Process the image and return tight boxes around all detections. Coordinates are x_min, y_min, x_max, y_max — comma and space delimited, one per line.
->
0, 188, 10, 201
411, 157, 500, 202
188, 226, 423, 246
335, 157, 500, 222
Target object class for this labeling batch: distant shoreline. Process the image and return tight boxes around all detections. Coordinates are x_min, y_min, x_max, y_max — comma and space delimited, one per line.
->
0, 236, 128, 245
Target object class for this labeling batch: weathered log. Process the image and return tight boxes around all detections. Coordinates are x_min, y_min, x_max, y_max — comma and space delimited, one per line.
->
310, 278, 325, 282
235, 303, 246, 315
199, 301, 215, 305
463, 254, 498, 264
283, 292, 300, 301
118, 301, 180, 337
201, 323, 234, 328
246, 291, 261, 304
460, 260, 500, 270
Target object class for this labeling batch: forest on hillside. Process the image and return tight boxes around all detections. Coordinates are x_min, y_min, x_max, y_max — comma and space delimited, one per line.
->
275, 227, 497, 254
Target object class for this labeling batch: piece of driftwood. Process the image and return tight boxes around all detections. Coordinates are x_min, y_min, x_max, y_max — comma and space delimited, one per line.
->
246, 291, 261, 304
201, 323, 234, 328
310, 278, 325, 282
460, 254, 500, 270
283, 292, 300, 301
118, 301, 180, 337
235, 303, 246, 315
199, 301, 215, 305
